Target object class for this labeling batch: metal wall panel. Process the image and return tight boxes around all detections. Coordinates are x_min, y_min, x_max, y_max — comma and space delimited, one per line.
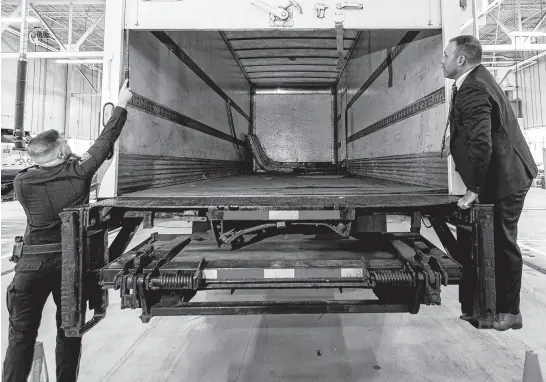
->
345, 30, 445, 158
118, 30, 251, 193
253, 90, 334, 163
117, 154, 244, 195
337, 29, 448, 187
122, 30, 250, 159
348, 153, 448, 189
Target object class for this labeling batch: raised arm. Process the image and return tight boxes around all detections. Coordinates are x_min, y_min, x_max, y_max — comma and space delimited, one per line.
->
73, 80, 133, 178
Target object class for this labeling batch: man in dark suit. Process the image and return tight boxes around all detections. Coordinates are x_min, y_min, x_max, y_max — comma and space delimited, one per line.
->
441, 35, 538, 331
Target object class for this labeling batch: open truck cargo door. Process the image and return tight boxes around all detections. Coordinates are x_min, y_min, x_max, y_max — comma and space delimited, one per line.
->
60, 0, 495, 338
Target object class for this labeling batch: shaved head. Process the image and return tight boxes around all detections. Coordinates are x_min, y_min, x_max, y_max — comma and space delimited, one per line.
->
27, 129, 71, 166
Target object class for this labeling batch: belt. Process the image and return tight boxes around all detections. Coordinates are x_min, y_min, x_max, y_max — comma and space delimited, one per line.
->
10, 236, 62, 263
22, 243, 63, 255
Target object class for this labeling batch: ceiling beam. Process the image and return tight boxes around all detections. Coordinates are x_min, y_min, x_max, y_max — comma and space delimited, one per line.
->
3, 0, 105, 4
30, 4, 66, 50
1, 4, 22, 35
2, 51, 105, 59
489, 13, 514, 43
512, 50, 546, 70
3, 25, 102, 75
461, 0, 504, 31
74, 12, 104, 48
67, 3, 73, 46
4, 25, 57, 52
28, 9, 104, 50
525, 11, 546, 43
482, 43, 546, 51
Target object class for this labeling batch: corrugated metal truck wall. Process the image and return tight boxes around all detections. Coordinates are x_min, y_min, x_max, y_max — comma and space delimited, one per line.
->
118, 31, 251, 194
252, 89, 334, 163
340, 30, 448, 189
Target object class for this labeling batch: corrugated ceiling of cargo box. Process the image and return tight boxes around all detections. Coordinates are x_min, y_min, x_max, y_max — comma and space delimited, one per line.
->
222, 30, 360, 87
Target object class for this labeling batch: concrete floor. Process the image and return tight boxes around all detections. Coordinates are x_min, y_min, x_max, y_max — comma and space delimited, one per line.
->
1, 188, 546, 381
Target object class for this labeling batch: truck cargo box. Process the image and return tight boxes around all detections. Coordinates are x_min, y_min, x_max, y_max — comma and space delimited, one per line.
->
98, 27, 453, 206
59, 0, 495, 338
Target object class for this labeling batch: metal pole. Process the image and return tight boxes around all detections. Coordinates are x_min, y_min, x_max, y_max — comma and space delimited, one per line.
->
516, 0, 523, 31
13, 0, 30, 151
542, 148, 545, 189
68, 3, 73, 47
472, 0, 480, 38
542, 147, 546, 190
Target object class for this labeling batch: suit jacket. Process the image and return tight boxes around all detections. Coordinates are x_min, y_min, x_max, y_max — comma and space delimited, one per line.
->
449, 65, 538, 202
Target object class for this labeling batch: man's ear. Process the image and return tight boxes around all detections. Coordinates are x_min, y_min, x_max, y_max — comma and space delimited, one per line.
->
457, 55, 466, 67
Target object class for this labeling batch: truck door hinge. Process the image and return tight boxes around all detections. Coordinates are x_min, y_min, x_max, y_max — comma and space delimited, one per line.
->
251, 0, 303, 27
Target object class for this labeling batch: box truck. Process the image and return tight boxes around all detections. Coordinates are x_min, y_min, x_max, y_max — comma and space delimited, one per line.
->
58, 0, 496, 337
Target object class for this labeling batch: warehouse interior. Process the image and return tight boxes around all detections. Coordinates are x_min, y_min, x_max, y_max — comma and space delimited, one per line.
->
2, 0, 546, 381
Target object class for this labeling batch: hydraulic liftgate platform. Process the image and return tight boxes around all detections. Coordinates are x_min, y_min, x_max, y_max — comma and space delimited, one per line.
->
58, 203, 495, 337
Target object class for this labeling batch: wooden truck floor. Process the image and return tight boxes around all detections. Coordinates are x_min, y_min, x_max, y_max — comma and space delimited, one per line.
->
102, 174, 459, 209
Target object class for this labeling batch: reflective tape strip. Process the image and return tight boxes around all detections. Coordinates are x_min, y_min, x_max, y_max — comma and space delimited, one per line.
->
341, 268, 363, 278
294, 268, 342, 278
264, 269, 295, 279
269, 211, 299, 220
202, 268, 363, 280
202, 269, 218, 279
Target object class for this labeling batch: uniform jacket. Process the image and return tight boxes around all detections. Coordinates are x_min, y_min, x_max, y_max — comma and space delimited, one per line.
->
449, 64, 537, 202
14, 107, 128, 245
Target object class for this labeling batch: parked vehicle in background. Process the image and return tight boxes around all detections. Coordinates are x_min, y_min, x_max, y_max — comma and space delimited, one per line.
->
1, 129, 34, 200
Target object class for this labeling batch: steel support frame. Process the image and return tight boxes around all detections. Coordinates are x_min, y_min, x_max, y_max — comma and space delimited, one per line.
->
59, 205, 145, 336
58, 200, 497, 336
460, 0, 504, 32
151, 300, 410, 316
59, 208, 107, 337
432, 204, 496, 329
1, 3, 22, 35
3, 0, 106, 4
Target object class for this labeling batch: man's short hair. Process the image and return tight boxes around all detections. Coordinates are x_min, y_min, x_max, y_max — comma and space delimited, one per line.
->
449, 35, 482, 65
27, 129, 62, 159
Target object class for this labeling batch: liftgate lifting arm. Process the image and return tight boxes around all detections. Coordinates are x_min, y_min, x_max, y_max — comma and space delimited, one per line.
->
59, 202, 495, 338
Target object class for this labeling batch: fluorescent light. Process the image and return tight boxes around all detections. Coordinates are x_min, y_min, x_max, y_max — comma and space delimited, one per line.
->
1, 17, 40, 23
55, 59, 104, 64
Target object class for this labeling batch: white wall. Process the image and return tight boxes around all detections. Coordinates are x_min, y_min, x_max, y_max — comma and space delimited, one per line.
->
517, 56, 546, 166
1, 33, 102, 142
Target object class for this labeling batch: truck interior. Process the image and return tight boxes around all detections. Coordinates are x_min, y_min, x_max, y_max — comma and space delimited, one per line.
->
111, 28, 449, 203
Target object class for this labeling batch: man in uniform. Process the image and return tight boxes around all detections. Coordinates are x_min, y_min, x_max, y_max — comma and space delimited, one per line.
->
3, 80, 133, 381
441, 35, 537, 331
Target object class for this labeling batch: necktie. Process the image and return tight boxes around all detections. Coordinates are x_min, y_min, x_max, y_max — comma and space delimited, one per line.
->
440, 83, 458, 158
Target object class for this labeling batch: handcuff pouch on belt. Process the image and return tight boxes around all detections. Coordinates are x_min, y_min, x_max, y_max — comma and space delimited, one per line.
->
10, 236, 63, 263
10, 236, 24, 263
